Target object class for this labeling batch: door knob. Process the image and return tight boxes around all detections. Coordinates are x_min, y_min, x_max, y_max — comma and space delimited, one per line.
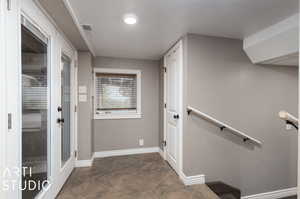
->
173, 114, 179, 119
57, 118, 65, 124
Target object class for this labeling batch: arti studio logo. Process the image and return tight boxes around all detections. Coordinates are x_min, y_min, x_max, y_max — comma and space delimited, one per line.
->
2, 167, 50, 192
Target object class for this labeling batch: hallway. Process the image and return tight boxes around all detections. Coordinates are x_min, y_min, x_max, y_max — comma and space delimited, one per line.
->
57, 153, 218, 199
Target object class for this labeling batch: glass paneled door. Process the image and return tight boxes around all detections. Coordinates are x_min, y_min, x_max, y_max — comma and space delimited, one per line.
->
60, 55, 71, 167
21, 18, 49, 199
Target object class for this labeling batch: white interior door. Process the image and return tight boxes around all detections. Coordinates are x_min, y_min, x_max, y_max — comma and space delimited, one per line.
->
165, 44, 182, 173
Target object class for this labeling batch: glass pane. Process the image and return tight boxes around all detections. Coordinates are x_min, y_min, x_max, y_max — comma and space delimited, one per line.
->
96, 74, 137, 111
21, 24, 48, 198
61, 55, 71, 167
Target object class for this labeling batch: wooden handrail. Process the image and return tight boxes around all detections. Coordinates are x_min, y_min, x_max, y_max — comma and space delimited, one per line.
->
187, 106, 262, 145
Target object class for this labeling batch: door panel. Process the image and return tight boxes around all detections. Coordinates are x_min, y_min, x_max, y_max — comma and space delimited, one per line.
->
61, 55, 71, 167
21, 21, 49, 199
165, 44, 181, 172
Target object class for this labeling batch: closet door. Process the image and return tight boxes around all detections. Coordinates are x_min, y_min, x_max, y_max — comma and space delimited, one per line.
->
164, 41, 183, 173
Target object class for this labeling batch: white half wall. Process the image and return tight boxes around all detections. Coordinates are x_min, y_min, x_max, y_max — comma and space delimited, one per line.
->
243, 13, 299, 66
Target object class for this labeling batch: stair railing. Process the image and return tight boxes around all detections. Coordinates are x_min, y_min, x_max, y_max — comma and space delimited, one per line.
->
278, 111, 298, 130
187, 106, 262, 145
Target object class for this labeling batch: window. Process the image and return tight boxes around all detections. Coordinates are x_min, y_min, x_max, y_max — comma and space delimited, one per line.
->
94, 68, 141, 119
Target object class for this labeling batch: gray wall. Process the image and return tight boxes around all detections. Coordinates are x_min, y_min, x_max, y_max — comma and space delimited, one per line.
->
93, 57, 160, 151
77, 52, 93, 160
183, 34, 298, 196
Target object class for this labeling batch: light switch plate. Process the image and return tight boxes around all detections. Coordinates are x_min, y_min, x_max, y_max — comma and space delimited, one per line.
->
79, 86, 87, 94
79, 94, 87, 102
139, 139, 144, 146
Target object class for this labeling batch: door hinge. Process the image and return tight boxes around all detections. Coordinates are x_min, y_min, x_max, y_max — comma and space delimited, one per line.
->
162, 140, 167, 147
7, 0, 11, 10
8, 113, 12, 130
74, 61, 78, 68
164, 103, 167, 108
164, 67, 167, 73
74, 105, 77, 112
74, 150, 78, 158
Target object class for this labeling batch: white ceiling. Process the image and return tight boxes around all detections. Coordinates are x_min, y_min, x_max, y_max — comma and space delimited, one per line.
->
68, 0, 298, 60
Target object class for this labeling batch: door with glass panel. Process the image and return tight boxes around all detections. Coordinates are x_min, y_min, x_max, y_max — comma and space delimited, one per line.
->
56, 52, 75, 189
60, 55, 72, 167
21, 17, 50, 199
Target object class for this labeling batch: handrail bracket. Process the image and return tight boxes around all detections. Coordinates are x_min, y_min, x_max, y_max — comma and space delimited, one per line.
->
286, 120, 298, 130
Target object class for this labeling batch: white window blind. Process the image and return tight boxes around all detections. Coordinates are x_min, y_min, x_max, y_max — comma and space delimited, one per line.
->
95, 73, 137, 111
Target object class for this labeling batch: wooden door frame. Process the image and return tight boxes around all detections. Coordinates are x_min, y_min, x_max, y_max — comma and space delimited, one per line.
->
163, 40, 184, 176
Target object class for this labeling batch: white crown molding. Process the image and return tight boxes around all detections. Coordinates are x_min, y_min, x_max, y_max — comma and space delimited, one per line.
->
242, 187, 297, 199
179, 171, 206, 186
93, 147, 159, 158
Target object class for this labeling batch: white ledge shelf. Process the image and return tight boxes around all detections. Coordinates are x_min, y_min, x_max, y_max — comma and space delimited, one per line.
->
187, 106, 262, 146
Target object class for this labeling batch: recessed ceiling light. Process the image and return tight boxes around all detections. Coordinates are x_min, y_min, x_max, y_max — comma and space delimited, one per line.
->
123, 14, 138, 25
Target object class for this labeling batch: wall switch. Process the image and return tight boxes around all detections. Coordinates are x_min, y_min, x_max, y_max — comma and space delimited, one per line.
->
139, 139, 144, 146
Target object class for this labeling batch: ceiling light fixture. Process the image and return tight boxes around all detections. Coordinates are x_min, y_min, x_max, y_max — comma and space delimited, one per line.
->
123, 14, 138, 25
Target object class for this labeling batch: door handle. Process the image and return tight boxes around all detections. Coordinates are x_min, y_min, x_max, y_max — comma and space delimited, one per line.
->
57, 106, 62, 112
173, 114, 179, 119
57, 118, 65, 124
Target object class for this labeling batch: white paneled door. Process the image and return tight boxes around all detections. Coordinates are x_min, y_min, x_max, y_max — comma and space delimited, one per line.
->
164, 41, 183, 173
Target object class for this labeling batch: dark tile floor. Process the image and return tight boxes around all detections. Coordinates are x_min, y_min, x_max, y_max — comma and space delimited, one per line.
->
57, 153, 219, 199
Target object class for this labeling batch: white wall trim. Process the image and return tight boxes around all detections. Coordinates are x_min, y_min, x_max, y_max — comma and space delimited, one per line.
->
75, 158, 94, 167
159, 148, 165, 159
94, 147, 159, 158
241, 187, 297, 199
179, 171, 206, 186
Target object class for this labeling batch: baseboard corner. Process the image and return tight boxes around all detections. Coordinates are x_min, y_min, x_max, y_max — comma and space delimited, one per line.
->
158, 148, 165, 159
180, 171, 206, 186
75, 154, 95, 168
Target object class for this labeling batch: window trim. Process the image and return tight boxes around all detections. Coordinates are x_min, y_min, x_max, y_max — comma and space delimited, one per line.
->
93, 68, 142, 120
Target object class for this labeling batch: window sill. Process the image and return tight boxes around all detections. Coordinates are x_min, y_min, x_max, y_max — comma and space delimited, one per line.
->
94, 113, 142, 120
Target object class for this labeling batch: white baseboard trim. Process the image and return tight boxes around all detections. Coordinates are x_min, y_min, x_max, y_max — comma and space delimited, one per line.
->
242, 187, 297, 199
180, 171, 206, 186
93, 147, 160, 158
159, 148, 165, 159
75, 158, 94, 167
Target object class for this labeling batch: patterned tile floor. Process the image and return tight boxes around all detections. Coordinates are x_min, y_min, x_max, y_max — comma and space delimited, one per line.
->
57, 153, 219, 199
